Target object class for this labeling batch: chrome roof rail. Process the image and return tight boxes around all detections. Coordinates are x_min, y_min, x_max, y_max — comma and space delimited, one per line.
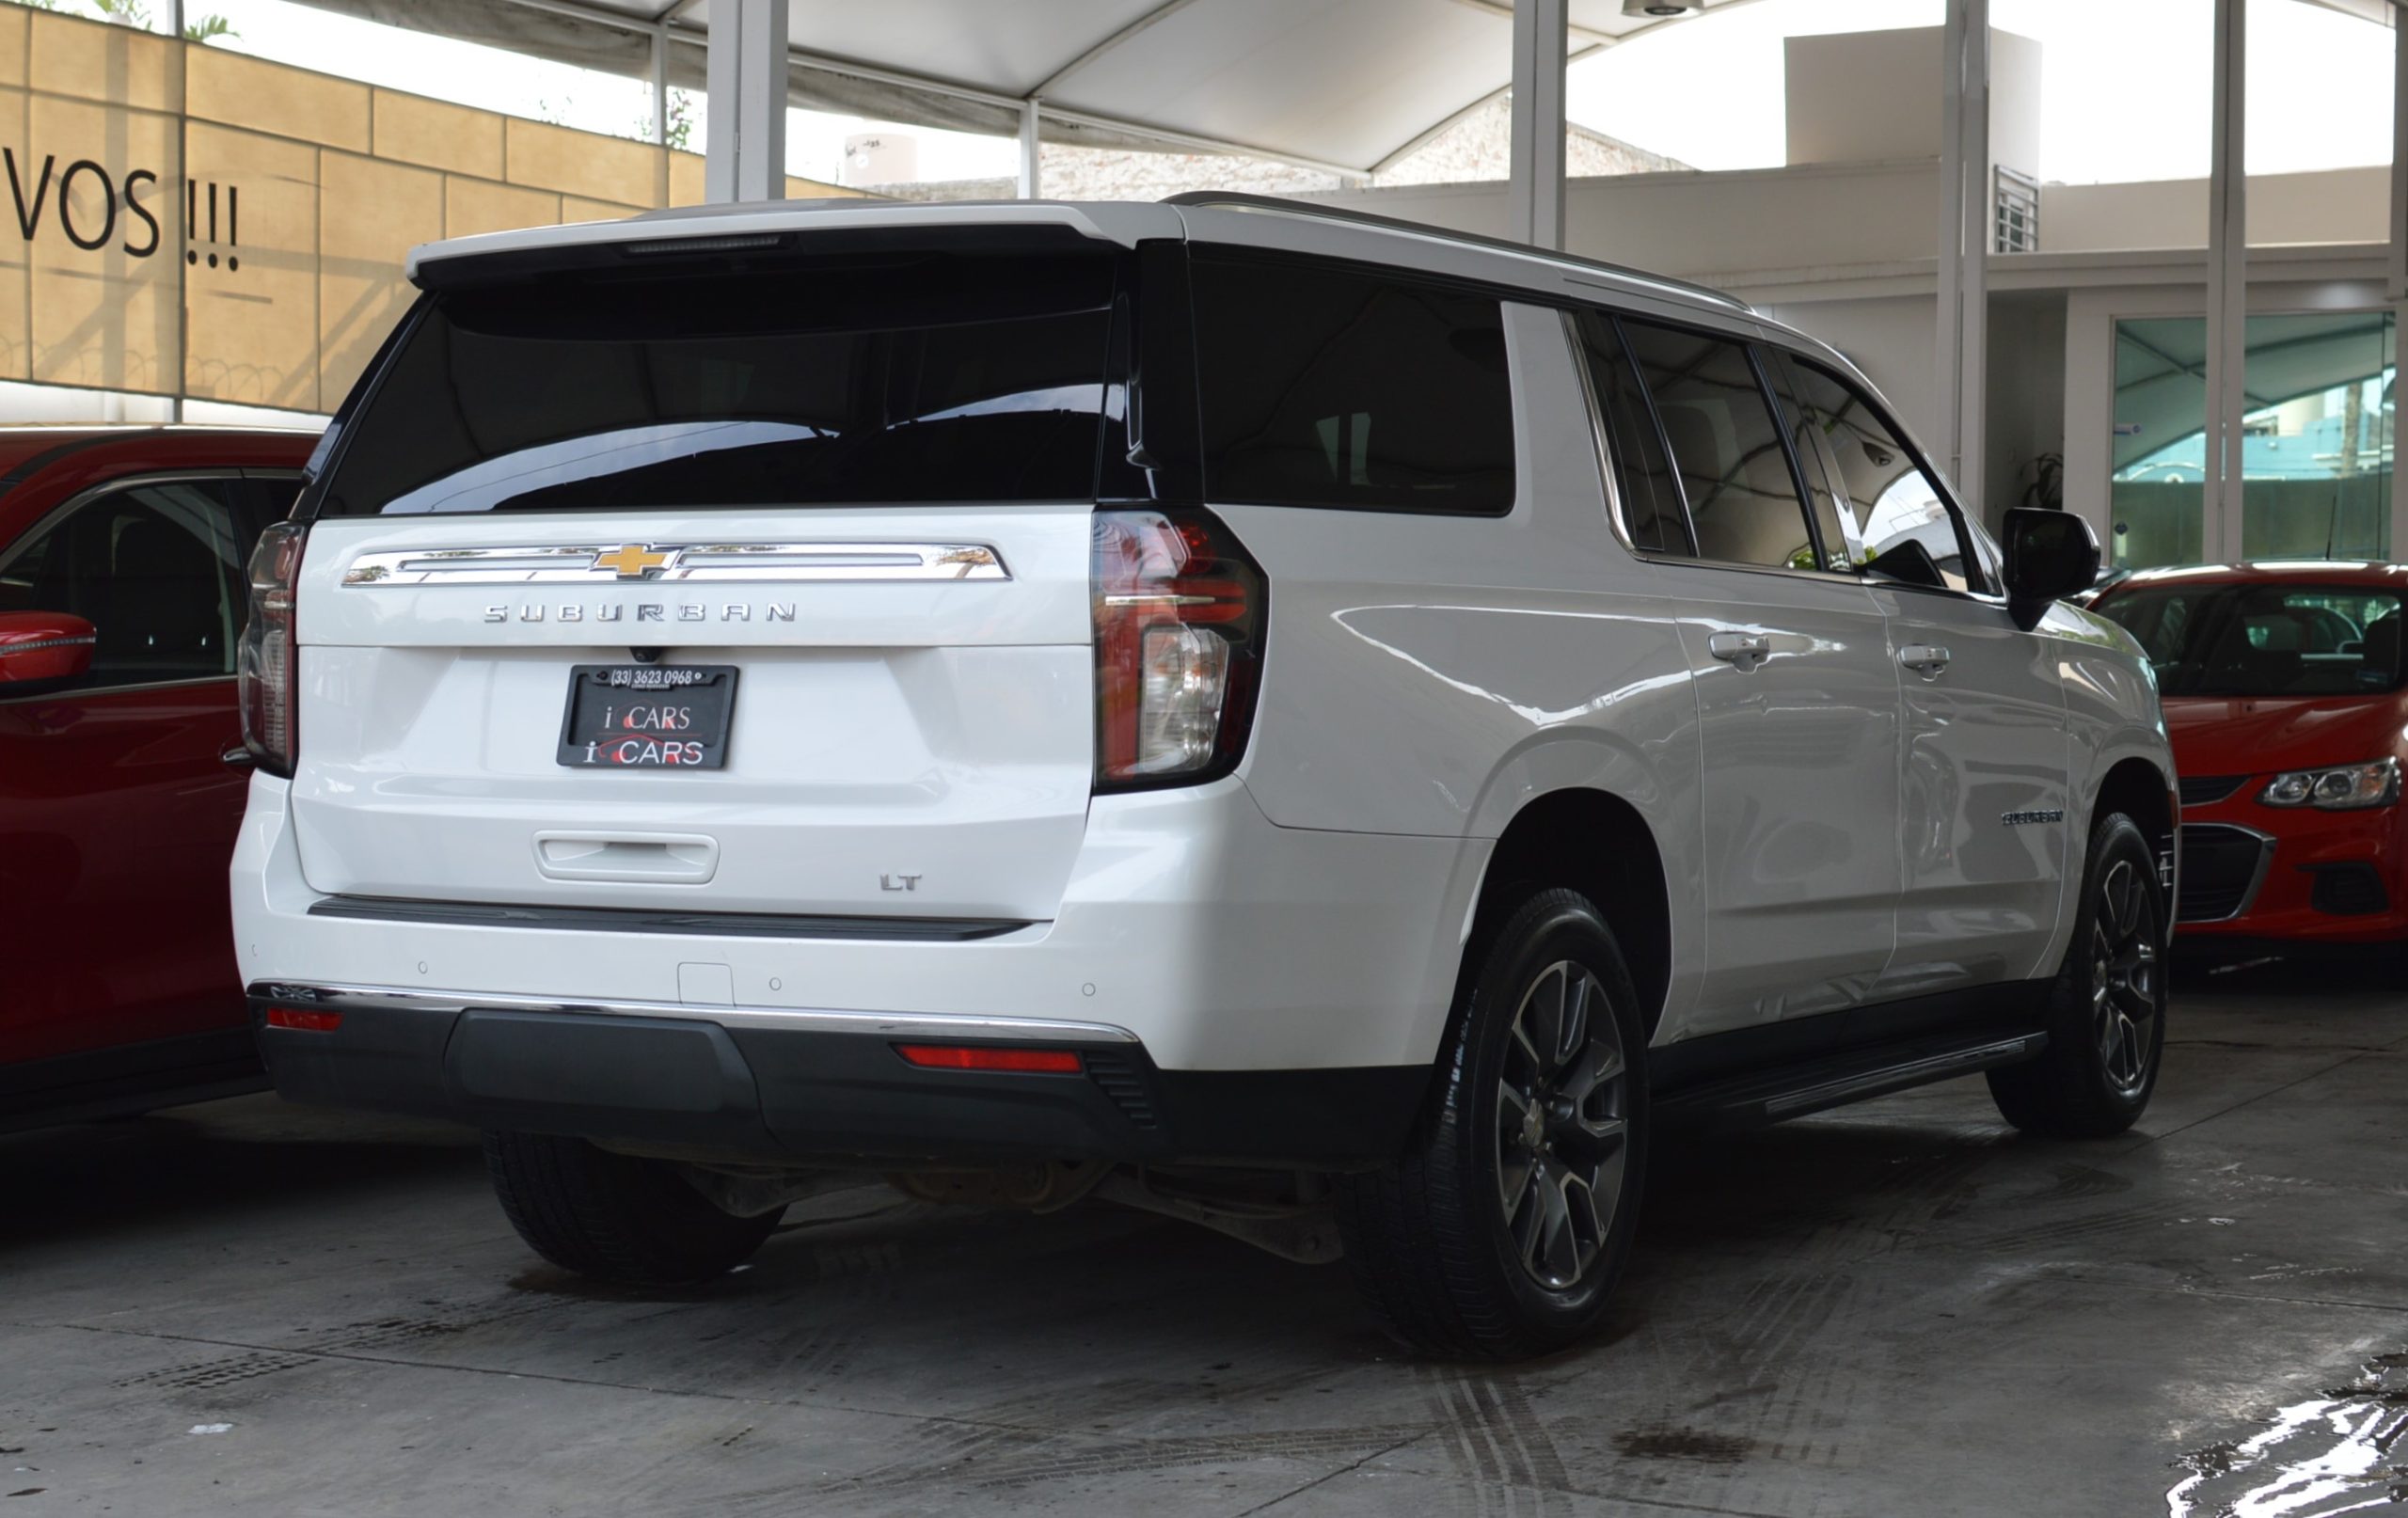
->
1162, 191, 1751, 312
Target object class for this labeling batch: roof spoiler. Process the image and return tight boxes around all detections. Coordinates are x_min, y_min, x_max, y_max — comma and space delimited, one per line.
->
407, 200, 1157, 291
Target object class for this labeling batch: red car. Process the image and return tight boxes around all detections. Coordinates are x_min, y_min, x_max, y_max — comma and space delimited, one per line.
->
0, 425, 319, 1128
2091, 561, 2407, 950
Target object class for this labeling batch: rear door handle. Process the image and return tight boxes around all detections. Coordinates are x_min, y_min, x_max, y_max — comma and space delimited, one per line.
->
1707, 632, 1772, 666
1899, 643, 1952, 679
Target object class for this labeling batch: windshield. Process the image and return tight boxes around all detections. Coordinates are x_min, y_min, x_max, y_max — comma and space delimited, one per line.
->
314, 250, 1119, 516
2097, 581, 2406, 698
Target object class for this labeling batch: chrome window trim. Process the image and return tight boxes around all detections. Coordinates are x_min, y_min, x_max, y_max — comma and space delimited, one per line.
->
246, 980, 1143, 1046
339, 541, 1012, 587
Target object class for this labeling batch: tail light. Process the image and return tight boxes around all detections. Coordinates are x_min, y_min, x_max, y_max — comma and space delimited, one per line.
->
238, 520, 307, 777
1091, 509, 1264, 791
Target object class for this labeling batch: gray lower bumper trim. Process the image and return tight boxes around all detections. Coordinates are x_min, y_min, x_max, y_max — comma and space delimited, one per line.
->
246, 981, 1142, 1046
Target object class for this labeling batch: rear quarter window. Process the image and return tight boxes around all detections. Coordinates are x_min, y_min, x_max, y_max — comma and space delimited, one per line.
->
1190, 252, 1516, 515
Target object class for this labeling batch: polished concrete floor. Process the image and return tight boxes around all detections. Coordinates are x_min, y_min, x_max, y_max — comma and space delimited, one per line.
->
5, 960, 2405, 1517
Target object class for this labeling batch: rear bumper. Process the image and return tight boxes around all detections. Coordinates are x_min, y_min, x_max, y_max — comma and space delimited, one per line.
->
232, 772, 1485, 1073
249, 983, 1428, 1167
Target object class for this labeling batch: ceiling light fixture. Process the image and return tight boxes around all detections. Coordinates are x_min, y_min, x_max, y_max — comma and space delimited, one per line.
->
1623, 0, 1697, 14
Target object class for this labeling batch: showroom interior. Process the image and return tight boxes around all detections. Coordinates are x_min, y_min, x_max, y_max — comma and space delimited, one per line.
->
1, 0, 2404, 1513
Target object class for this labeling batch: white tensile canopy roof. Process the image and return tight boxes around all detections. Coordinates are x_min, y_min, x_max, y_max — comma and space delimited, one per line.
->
277, 0, 1771, 175
284, 0, 2399, 177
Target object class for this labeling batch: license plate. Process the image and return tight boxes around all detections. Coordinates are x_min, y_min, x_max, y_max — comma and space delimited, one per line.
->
557, 664, 737, 769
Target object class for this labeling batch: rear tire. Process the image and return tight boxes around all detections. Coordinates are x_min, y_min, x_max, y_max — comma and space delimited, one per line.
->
1335, 889, 1648, 1360
1987, 813, 2167, 1139
483, 1131, 779, 1285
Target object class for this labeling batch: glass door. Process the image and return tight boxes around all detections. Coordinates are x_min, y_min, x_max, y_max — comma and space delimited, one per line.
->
2110, 311, 2397, 569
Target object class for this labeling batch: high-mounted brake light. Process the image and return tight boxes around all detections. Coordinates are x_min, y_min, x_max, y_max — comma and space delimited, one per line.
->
238, 520, 308, 777
1091, 509, 1264, 791
895, 1044, 1083, 1073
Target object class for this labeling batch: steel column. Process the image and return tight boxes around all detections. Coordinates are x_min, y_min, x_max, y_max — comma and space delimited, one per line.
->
2390, 0, 2406, 560
1018, 97, 1042, 199
1935, 0, 1988, 509
705, 0, 788, 203
1506, 0, 1567, 250
2205, 0, 2247, 561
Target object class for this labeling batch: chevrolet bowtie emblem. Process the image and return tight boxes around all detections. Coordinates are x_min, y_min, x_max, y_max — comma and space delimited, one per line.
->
593, 544, 675, 579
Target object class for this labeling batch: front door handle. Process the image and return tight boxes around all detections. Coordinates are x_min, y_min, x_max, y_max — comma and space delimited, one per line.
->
1707, 632, 1772, 667
1899, 643, 1952, 679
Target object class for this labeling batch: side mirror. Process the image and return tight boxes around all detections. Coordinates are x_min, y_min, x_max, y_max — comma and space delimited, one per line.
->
2001, 508, 2100, 631
0, 611, 97, 688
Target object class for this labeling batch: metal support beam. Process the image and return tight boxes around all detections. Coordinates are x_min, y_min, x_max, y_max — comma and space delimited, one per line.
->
650, 25, 670, 145
1018, 97, 1042, 199
704, 0, 787, 203
1935, 0, 1988, 514
2205, 0, 2247, 562
1506, 0, 1567, 251
2388, 0, 2405, 560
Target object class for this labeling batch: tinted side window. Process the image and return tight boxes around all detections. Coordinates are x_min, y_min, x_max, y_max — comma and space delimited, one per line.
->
0, 479, 246, 690
1573, 311, 1690, 555
1787, 360, 1981, 593
1621, 321, 1818, 571
1762, 352, 1860, 574
1191, 253, 1515, 514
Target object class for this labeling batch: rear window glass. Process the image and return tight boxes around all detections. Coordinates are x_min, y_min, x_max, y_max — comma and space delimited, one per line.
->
1190, 253, 1515, 514
315, 253, 1117, 516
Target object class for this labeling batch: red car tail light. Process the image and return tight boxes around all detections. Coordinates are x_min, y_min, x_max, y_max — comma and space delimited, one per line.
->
895, 1044, 1083, 1073
263, 1006, 341, 1032
1091, 508, 1264, 792
238, 520, 307, 777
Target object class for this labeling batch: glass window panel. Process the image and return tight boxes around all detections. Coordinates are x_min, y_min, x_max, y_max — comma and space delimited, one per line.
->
2113, 311, 2395, 569
1192, 255, 1516, 515
2237, 312, 2394, 561
0, 481, 246, 689
1622, 321, 1820, 572
2110, 317, 2210, 570
1573, 312, 1691, 555
1786, 359, 1980, 593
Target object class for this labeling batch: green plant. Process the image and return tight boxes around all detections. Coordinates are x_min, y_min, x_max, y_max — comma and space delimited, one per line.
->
183, 12, 233, 42
635, 88, 694, 151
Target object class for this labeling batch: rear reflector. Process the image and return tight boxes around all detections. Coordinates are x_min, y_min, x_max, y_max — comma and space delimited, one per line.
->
264, 1006, 342, 1033
895, 1044, 1081, 1073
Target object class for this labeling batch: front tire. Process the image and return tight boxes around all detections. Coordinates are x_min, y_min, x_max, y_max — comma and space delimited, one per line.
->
1987, 812, 2168, 1138
484, 1131, 780, 1285
1335, 889, 1648, 1360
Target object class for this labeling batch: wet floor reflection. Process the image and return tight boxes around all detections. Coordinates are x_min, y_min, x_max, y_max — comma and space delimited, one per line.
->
2168, 1352, 2408, 1517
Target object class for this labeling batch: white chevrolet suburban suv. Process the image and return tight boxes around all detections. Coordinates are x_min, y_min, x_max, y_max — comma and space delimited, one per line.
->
232, 194, 2177, 1359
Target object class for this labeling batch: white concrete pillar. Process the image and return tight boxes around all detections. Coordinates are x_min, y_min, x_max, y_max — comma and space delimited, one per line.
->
1507, 0, 1567, 251
1935, 0, 1988, 508
705, 0, 788, 204
1018, 97, 1042, 199
2204, 0, 2246, 561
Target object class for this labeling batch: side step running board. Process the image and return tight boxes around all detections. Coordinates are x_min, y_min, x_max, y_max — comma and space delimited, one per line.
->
1654, 1031, 2049, 1131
